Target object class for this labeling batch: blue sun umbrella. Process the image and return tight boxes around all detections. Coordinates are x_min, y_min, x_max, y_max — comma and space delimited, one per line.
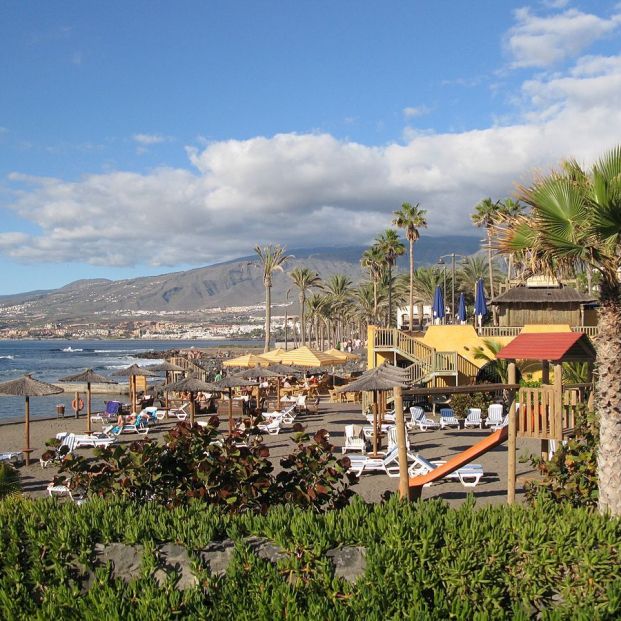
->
457, 292, 467, 324
474, 279, 488, 327
432, 285, 445, 324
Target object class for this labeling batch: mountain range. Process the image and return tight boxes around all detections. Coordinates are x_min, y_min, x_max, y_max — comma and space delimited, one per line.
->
0, 237, 481, 320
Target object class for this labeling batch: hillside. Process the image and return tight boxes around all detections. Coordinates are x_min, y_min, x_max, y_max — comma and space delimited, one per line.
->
0, 237, 480, 319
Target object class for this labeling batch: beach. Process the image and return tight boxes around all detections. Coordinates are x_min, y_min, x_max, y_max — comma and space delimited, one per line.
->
4, 400, 539, 506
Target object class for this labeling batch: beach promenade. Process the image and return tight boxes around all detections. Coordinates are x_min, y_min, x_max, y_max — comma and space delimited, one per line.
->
4, 400, 539, 505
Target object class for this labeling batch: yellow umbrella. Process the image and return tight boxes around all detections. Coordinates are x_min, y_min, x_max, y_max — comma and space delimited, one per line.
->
279, 346, 346, 368
222, 353, 271, 368
259, 347, 286, 362
324, 347, 360, 361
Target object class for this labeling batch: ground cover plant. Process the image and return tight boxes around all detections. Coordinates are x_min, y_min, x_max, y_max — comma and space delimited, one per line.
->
0, 496, 620, 619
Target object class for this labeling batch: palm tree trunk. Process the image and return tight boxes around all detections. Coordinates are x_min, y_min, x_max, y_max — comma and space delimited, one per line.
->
299, 292, 306, 346
264, 281, 271, 353
373, 280, 378, 324
487, 228, 497, 325
409, 239, 414, 334
597, 284, 621, 515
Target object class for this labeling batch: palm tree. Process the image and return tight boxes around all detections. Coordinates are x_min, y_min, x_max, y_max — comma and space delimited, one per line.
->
374, 229, 406, 328
497, 198, 524, 282
393, 202, 428, 333
498, 145, 621, 515
360, 245, 385, 324
254, 245, 290, 352
457, 255, 502, 305
470, 339, 510, 384
289, 267, 322, 346
472, 198, 501, 301
324, 274, 353, 346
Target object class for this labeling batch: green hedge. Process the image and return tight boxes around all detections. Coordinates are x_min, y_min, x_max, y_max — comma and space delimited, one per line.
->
0, 496, 620, 619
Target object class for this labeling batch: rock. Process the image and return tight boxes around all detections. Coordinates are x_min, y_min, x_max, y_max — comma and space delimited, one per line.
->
93, 543, 144, 582
155, 543, 198, 590
245, 536, 288, 563
326, 546, 366, 583
199, 539, 236, 577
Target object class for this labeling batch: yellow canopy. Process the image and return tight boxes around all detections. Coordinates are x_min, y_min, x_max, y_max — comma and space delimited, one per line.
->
279, 346, 346, 367
259, 347, 286, 362
222, 353, 271, 368
324, 347, 360, 361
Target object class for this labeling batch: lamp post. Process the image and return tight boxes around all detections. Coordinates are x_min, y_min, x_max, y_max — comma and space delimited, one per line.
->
439, 253, 468, 324
284, 289, 291, 351
437, 258, 447, 324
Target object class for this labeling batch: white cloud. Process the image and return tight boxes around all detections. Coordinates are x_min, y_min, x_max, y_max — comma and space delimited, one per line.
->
505, 7, 621, 68
403, 106, 431, 119
132, 134, 170, 146
4, 46, 621, 270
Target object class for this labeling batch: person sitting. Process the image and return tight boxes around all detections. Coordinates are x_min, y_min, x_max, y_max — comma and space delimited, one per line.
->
283, 379, 292, 388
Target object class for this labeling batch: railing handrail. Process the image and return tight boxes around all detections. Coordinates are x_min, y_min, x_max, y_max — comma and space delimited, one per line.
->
477, 325, 599, 337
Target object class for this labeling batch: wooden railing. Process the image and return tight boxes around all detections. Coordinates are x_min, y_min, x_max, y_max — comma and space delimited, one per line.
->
477, 325, 598, 337
456, 354, 480, 380
572, 326, 599, 337
169, 356, 208, 381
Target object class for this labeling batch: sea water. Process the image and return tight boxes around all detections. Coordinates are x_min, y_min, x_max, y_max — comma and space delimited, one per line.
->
0, 339, 257, 422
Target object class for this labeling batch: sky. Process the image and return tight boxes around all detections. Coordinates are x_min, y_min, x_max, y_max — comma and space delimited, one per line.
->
1, 0, 621, 294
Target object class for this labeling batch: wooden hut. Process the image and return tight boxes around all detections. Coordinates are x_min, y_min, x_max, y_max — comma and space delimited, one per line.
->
491, 278, 597, 328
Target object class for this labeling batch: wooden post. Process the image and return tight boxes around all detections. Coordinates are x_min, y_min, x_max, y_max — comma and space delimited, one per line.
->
372, 392, 379, 457
228, 388, 233, 435
74, 390, 81, 419
190, 391, 196, 426
87, 382, 92, 434
394, 386, 411, 501
507, 361, 517, 504
24, 395, 31, 466
542, 360, 550, 385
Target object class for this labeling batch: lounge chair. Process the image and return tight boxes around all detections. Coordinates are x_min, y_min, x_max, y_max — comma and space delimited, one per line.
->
73, 433, 117, 449
412, 410, 440, 432
347, 447, 415, 478
295, 395, 307, 413
439, 408, 460, 430
408, 454, 484, 487
256, 417, 281, 435
485, 404, 504, 429
90, 400, 122, 424
386, 426, 410, 452
103, 417, 150, 437
0, 451, 23, 466
342, 424, 366, 454
490, 414, 509, 431
40, 434, 78, 468
406, 407, 425, 431
464, 408, 483, 429
169, 402, 191, 421
47, 481, 86, 504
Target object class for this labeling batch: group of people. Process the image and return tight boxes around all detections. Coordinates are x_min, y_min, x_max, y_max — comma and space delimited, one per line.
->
340, 338, 363, 353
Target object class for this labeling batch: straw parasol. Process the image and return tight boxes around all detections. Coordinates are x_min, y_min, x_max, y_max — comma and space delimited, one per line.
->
211, 376, 258, 434
338, 365, 409, 457
146, 361, 187, 415
222, 353, 271, 368
0, 374, 63, 465
259, 347, 286, 362
324, 347, 360, 361
111, 364, 156, 414
279, 346, 346, 368
58, 368, 117, 434
164, 375, 218, 426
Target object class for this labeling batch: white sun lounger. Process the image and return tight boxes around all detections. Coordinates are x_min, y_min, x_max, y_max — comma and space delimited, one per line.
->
439, 408, 461, 429
408, 454, 484, 487
464, 408, 483, 429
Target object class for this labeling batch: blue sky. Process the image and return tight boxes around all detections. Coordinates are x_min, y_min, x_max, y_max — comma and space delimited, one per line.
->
1, 0, 621, 294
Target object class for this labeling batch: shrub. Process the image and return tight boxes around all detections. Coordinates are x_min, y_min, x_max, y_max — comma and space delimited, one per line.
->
52, 419, 356, 514
0, 463, 21, 499
524, 405, 598, 508
449, 392, 493, 418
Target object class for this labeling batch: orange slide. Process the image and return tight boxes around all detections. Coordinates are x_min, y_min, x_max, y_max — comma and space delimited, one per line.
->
408, 426, 508, 496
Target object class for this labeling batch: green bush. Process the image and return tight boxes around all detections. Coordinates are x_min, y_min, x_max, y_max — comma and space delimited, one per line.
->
524, 406, 599, 508
0, 496, 620, 618
449, 392, 493, 418
0, 463, 21, 499
52, 419, 356, 514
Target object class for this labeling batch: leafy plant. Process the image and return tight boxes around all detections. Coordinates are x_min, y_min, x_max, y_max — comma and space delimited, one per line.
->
448, 392, 493, 418
524, 405, 599, 508
0, 463, 21, 499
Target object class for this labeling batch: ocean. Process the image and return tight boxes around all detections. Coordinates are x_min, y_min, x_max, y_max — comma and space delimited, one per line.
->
0, 339, 258, 422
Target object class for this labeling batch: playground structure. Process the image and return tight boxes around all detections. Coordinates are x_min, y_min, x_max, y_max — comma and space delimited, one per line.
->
384, 332, 596, 502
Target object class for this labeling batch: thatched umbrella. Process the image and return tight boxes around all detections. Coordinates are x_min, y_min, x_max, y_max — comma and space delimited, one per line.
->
279, 346, 346, 368
259, 347, 286, 363
164, 375, 218, 426
338, 366, 409, 457
211, 376, 258, 434
58, 368, 117, 434
0, 374, 63, 465
324, 347, 360, 361
146, 361, 186, 415
222, 353, 271, 368
111, 364, 156, 414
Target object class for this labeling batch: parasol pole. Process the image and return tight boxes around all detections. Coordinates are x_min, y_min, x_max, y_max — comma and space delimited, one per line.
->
24, 395, 31, 466
372, 390, 379, 457
394, 385, 411, 500
190, 391, 196, 426
87, 381, 92, 434
228, 387, 233, 435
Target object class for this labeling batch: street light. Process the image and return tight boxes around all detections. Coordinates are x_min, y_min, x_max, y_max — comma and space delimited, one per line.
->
439, 253, 469, 324
437, 258, 447, 325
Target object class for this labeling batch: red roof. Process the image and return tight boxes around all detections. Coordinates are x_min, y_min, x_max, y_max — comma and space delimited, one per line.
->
496, 332, 596, 362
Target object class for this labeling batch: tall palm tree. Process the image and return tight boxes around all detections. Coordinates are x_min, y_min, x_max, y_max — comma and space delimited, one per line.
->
456, 255, 502, 305
374, 229, 406, 328
254, 244, 291, 352
393, 202, 428, 333
497, 198, 524, 282
498, 145, 621, 515
360, 245, 385, 324
289, 267, 322, 346
324, 274, 353, 346
472, 198, 501, 301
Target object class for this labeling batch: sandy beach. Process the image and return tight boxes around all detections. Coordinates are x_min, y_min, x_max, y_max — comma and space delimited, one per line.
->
3, 400, 540, 506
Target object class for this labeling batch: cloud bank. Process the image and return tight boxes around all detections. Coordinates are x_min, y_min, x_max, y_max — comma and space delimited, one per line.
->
2, 5, 621, 269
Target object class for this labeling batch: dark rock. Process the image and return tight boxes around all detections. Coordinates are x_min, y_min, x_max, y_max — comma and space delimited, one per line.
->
326, 546, 366, 582
245, 536, 288, 563
93, 543, 144, 582
154, 543, 198, 590
199, 539, 236, 577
